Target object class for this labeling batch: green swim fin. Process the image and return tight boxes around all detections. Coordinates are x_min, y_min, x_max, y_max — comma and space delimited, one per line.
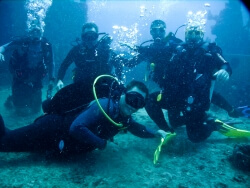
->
215, 119, 250, 138
153, 132, 176, 164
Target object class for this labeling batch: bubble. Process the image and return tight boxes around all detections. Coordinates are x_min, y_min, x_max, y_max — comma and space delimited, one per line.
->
112, 25, 120, 30
25, 0, 53, 33
204, 3, 210, 7
186, 9, 207, 33
111, 23, 139, 52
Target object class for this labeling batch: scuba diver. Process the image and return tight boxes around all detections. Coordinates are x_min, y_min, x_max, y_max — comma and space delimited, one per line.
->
0, 23, 54, 114
45, 22, 125, 114
144, 22, 248, 142
125, 19, 182, 88
0, 80, 167, 157
125, 19, 240, 121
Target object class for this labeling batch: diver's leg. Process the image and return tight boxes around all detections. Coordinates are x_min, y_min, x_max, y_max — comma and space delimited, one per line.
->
212, 91, 232, 112
12, 81, 28, 108
0, 115, 5, 138
185, 111, 216, 143
4, 95, 13, 109
145, 91, 172, 132
0, 114, 64, 152
212, 91, 241, 117
31, 87, 42, 113
168, 109, 185, 128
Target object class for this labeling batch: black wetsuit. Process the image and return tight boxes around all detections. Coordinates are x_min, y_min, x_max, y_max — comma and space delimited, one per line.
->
5, 37, 54, 112
0, 98, 156, 154
126, 36, 182, 87
145, 42, 232, 142
47, 39, 124, 114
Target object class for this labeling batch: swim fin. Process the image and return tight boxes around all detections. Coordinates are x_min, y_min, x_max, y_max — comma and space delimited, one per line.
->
153, 132, 176, 164
215, 119, 250, 138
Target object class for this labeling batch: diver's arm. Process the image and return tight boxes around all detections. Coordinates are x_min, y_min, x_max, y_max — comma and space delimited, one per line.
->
127, 118, 157, 138
0, 42, 13, 61
123, 45, 151, 68
56, 47, 76, 89
45, 41, 55, 81
216, 52, 232, 75
69, 100, 108, 150
213, 47, 232, 82
0, 43, 7, 53
124, 56, 140, 68
109, 51, 124, 79
57, 47, 76, 82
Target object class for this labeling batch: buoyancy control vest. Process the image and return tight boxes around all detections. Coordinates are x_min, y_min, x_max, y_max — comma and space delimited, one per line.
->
9, 37, 51, 82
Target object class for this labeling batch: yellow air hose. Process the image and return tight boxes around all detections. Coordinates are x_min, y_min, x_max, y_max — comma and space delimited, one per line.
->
93, 75, 123, 128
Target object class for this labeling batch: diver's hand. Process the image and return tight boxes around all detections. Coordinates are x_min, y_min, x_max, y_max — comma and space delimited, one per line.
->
214, 69, 229, 82
155, 130, 169, 139
56, 80, 64, 90
0, 53, 5, 62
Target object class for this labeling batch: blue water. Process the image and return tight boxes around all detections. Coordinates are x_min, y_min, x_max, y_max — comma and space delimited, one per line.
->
0, 1, 249, 187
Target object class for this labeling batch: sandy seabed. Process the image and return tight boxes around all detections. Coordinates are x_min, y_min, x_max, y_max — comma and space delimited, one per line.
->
0, 86, 249, 188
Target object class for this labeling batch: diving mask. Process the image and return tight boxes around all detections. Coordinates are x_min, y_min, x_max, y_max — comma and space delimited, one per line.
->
125, 91, 146, 109
185, 26, 204, 45
81, 31, 98, 42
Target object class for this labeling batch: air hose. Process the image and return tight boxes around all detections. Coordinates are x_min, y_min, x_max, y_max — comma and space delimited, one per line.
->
93, 74, 123, 128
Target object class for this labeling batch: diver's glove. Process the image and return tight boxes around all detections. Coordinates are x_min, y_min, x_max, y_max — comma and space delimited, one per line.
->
0, 53, 5, 62
213, 69, 229, 82
155, 130, 168, 139
99, 35, 112, 48
56, 80, 64, 90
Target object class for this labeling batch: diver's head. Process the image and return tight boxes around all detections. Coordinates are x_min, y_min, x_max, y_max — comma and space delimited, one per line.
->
185, 26, 204, 48
81, 22, 99, 46
150, 20, 166, 43
28, 24, 43, 41
119, 80, 148, 117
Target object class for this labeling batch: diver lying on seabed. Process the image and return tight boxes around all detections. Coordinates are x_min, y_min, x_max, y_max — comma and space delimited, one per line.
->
0, 79, 167, 158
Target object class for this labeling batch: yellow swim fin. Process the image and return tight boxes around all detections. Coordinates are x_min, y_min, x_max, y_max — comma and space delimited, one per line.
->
215, 119, 250, 138
153, 132, 176, 164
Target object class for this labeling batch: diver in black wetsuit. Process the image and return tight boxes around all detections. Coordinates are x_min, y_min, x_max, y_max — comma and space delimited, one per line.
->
45, 22, 125, 114
126, 20, 182, 87
0, 80, 167, 156
145, 24, 233, 142
0, 23, 54, 114
126, 20, 240, 119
